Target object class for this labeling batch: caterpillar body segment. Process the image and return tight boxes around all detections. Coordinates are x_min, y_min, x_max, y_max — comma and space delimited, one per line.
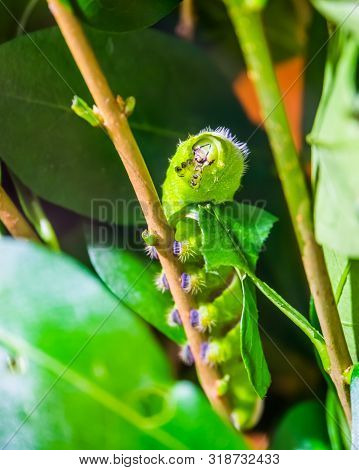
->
197, 275, 244, 332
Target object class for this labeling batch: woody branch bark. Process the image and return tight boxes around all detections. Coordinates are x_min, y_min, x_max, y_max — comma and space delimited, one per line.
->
47, 0, 231, 418
0, 185, 39, 242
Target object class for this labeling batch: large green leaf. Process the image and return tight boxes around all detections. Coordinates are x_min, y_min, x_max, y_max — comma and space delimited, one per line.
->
198, 202, 276, 398
163, 381, 248, 450
0, 27, 244, 224
271, 401, 331, 449
311, 0, 359, 38
0, 238, 246, 449
310, 31, 359, 257
85, 223, 186, 344
74, 0, 180, 32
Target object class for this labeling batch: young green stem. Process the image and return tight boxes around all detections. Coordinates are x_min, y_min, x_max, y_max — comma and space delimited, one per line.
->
235, 267, 330, 372
12, 174, 60, 250
224, 2, 352, 422
47, 0, 231, 419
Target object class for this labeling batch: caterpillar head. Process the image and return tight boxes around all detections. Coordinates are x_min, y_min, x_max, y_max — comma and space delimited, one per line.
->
162, 128, 248, 220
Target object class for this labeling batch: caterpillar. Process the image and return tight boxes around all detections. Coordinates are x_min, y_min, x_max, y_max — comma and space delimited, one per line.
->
162, 127, 248, 220
149, 128, 263, 430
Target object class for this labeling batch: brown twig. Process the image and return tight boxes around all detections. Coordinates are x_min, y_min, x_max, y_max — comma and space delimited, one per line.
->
224, 3, 352, 422
0, 185, 39, 242
47, 0, 231, 419
176, 0, 196, 40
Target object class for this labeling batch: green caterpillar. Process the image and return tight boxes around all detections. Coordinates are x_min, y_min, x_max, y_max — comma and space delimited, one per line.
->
150, 128, 262, 430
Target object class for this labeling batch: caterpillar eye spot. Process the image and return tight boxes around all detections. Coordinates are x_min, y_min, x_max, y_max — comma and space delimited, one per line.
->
181, 161, 187, 169
175, 166, 182, 173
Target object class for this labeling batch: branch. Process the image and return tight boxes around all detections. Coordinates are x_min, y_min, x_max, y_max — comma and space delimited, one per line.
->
47, 0, 231, 419
224, 2, 352, 422
175, 0, 196, 41
0, 185, 40, 242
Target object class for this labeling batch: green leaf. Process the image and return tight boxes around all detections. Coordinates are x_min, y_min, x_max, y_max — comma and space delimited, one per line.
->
198, 202, 276, 398
162, 381, 248, 450
311, 0, 359, 38
198, 202, 330, 393
323, 247, 359, 363
238, 278, 271, 399
325, 388, 350, 450
0, 27, 244, 224
310, 30, 359, 257
350, 363, 359, 450
271, 401, 331, 449
85, 223, 186, 344
74, 0, 180, 32
0, 238, 246, 449
198, 202, 277, 270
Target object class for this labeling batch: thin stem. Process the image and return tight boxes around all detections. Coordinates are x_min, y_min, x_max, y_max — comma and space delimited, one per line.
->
224, 2, 352, 422
335, 261, 351, 305
235, 267, 330, 372
175, 0, 196, 40
0, 185, 40, 242
16, 0, 40, 35
47, 0, 231, 419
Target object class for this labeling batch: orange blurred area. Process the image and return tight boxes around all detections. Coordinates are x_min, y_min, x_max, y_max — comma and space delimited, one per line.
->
245, 432, 269, 450
233, 56, 304, 151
